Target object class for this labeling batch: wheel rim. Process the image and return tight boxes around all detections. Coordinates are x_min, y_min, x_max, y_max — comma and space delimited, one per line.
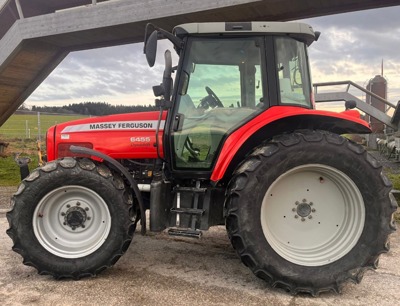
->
33, 185, 111, 258
261, 164, 365, 266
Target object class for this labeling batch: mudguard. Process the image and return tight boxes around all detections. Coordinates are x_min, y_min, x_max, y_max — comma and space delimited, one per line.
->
211, 106, 371, 182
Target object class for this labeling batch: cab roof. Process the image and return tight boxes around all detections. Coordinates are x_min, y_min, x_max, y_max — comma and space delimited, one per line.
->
174, 22, 318, 46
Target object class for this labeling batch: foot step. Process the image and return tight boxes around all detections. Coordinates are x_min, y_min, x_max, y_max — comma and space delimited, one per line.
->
170, 208, 204, 215
174, 186, 207, 193
168, 228, 202, 238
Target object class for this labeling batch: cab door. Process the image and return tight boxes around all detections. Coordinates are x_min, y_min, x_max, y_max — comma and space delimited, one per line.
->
169, 37, 267, 175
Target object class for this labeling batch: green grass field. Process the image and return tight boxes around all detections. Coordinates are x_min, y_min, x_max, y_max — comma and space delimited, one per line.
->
0, 113, 86, 186
0, 113, 86, 140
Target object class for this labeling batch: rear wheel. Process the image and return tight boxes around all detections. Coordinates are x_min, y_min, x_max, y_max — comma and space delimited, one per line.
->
226, 130, 397, 295
7, 157, 136, 279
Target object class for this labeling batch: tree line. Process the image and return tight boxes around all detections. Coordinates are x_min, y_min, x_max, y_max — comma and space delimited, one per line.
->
29, 102, 157, 116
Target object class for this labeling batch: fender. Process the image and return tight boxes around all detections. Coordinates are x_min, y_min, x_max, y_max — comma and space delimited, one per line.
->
211, 106, 371, 182
70, 145, 147, 235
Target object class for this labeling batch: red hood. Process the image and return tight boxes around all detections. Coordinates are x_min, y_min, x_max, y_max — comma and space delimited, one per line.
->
47, 111, 166, 161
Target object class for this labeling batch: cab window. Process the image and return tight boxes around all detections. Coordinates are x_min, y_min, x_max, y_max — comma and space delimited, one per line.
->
173, 38, 265, 169
275, 37, 312, 107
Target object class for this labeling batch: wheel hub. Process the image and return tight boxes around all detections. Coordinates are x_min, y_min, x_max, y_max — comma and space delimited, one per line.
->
292, 199, 316, 221
297, 203, 311, 217
60, 201, 92, 231
65, 206, 87, 229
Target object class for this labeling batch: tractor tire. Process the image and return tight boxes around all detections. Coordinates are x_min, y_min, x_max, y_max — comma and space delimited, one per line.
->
225, 130, 397, 296
6, 157, 136, 279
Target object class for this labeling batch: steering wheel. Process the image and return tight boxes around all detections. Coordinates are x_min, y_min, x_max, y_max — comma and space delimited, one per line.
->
205, 86, 224, 108
198, 86, 224, 109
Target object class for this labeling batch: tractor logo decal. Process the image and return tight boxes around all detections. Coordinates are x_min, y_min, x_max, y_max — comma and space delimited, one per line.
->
61, 120, 165, 133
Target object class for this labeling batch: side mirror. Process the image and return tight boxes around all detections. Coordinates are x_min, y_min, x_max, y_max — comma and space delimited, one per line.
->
151, 51, 173, 101
163, 50, 173, 101
144, 30, 158, 67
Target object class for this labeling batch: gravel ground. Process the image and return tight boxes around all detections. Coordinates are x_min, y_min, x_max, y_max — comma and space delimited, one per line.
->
0, 186, 16, 211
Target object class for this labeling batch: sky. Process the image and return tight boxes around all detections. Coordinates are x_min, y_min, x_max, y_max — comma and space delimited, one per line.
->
22, 5, 400, 109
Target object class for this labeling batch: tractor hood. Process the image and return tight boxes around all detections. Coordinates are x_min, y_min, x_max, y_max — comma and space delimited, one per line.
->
47, 111, 166, 161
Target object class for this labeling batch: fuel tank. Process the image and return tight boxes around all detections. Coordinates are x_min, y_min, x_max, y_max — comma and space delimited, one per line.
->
47, 111, 166, 161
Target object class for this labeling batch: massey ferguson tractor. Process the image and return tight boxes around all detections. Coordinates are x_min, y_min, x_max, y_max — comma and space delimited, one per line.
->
6, 21, 397, 295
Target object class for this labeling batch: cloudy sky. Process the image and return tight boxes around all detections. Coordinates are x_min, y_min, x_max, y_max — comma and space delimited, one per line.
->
24, 5, 400, 108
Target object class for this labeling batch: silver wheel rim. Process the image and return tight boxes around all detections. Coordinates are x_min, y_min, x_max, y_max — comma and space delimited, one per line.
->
33, 185, 111, 258
261, 164, 365, 266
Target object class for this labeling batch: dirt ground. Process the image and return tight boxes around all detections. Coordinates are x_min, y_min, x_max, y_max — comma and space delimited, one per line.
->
0, 186, 400, 305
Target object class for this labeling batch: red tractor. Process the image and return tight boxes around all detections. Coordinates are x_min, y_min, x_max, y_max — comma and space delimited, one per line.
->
7, 22, 397, 295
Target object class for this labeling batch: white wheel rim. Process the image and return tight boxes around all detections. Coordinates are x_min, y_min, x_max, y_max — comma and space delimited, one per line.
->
261, 164, 365, 266
33, 185, 111, 258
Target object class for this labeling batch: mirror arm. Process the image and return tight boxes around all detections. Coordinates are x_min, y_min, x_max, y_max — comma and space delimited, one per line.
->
157, 28, 183, 51
145, 23, 183, 52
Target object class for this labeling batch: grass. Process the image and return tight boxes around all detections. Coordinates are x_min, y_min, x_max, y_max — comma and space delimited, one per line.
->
0, 113, 86, 140
0, 139, 40, 186
386, 172, 400, 191
0, 113, 86, 185
385, 171, 400, 222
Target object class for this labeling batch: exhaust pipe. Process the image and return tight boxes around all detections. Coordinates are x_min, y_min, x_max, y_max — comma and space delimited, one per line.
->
14, 153, 31, 180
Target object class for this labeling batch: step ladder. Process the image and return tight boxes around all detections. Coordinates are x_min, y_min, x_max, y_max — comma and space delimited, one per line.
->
168, 181, 205, 238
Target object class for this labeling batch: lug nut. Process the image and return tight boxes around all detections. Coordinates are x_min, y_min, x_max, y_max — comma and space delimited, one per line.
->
72, 226, 76, 230
61, 212, 66, 216
302, 199, 307, 203
312, 209, 316, 213
309, 202, 313, 206
85, 207, 89, 211
294, 215, 299, 219
63, 222, 67, 226
82, 225, 85, 228
66, 204, 71, 208
295, 201, 299, 205
87, 217, 91, 220
76, 202, 81, 206
308, 215, 312, 219
292, 208, 296, 212
301, 218, 305, 222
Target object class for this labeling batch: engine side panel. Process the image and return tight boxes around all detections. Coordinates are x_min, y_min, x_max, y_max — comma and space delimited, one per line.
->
48, 111, 166, 161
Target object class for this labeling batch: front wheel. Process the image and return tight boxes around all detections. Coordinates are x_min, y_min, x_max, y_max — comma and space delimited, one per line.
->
226, 130, 397, 295
7, 157, 136, 279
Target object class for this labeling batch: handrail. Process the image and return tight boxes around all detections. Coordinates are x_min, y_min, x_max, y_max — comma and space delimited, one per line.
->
15, 0, 23, 19
313, 80, 400, 130
313, 80, 396, 109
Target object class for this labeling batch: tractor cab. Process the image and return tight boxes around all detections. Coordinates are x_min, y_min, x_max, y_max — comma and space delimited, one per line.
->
144, 22, 317, 176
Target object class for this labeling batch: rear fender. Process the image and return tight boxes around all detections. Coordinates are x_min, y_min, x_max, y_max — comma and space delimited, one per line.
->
211, 107, 371, 183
